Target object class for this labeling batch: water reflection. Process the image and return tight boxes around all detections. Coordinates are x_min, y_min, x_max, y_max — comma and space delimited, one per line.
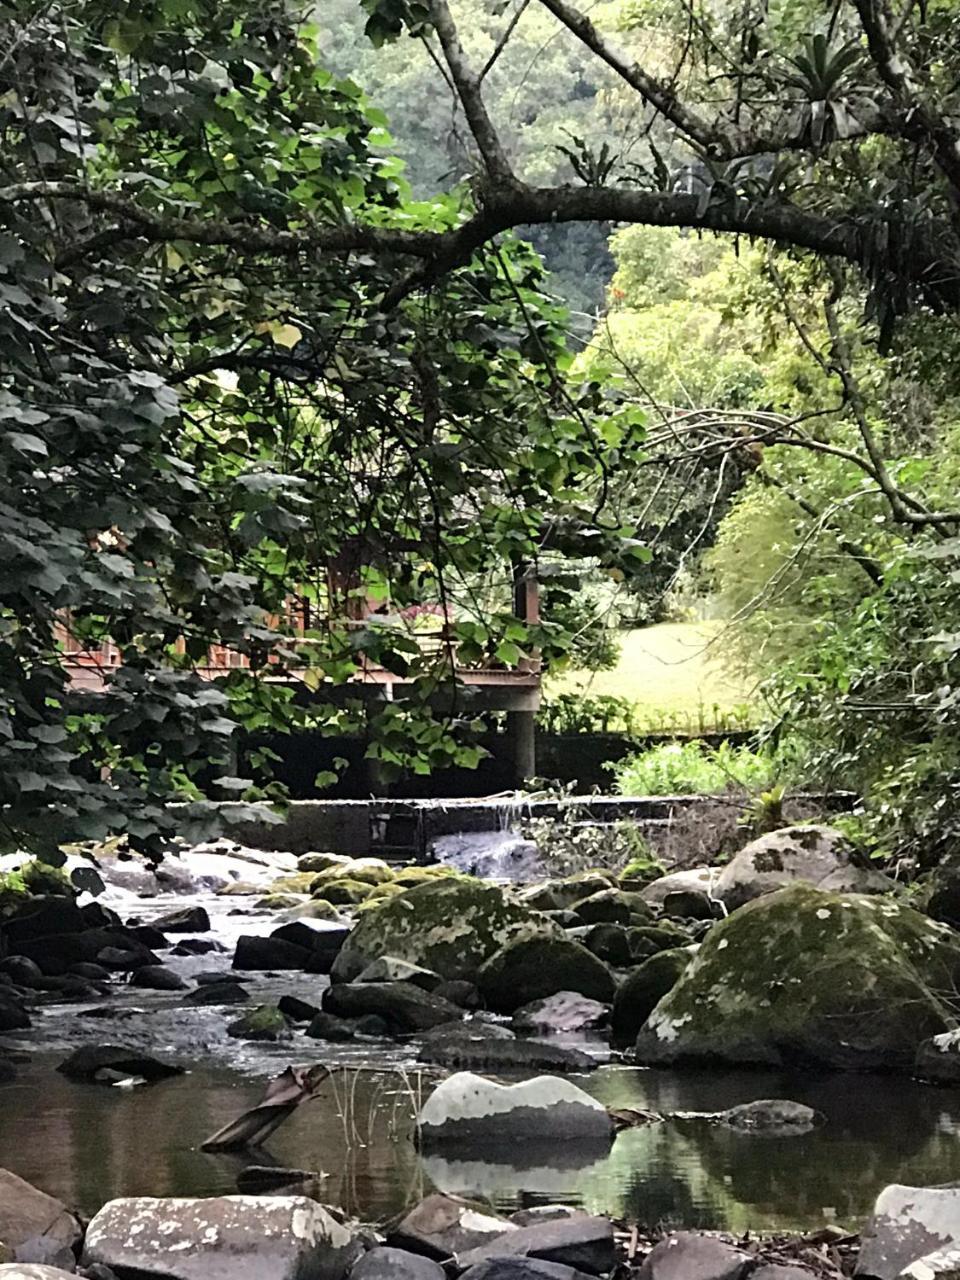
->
3, 1059, 960, 1233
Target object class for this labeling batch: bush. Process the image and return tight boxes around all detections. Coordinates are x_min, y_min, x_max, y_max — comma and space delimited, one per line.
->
611, 739, 780, 795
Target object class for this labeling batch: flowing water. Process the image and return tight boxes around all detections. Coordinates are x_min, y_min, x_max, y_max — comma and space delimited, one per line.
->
3, 847, 960, 1235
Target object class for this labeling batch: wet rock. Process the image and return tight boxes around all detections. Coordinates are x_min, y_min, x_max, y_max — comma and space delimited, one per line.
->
357, 957, 442, 991
611, 948, 692, 1046
332, 879, 550, 983
232, 935, 313, 971
83, 1195, 359, 1280
717, 1099, 822, 1134
235, 1167, 320, 1194
126, 924, 170, 950
661, 890, 720, 921
751, 1268, 819, 1280
129, 965, 187, 992
0, 996, 30, 1032
916, 1029, 960, 1083
635, 885, 960, 1071
417, 1073, 613, 1147
68, 962, 111, 981
170, 938, 223, 957
638, 1233, 752, 1280
57, 1045, 183, 1084
570, 890, 632, 926
278, 995, 320, 1023
510, 1209, 583, 1228
857, 1185, 960, 1280
322, 981, 461, 1034
270, 920, 350, 972
298, 853, 351, 874
456, 1216, 616, 1275
520, 875, 615, 913
306, 1012, 357, 1042
350, 1249, 446, 1280
0, 957, 43, 987
579, 924, 630, 967
0, 1265, 81, 1278
34, 976, 103, 1001
355, 1014, 390, 1037
226, 1004, 291, 1042
478, 937, 615, 1014
512, 992, 609, 1035
313, 880, 376, 907
0, 1169, 82, 1270
418, 1032, 596, 1074
152, 905, 211, 933
626, 924, 690, 960
715, 825, 893, 912
459, 1258, 595, 1280
311, 858, 395, 888
386, 1193, 515, 1260
433, 980, 480, 1010
3, 898, 86, 945
184, 979, 250, 1006
96, 943, 160, 972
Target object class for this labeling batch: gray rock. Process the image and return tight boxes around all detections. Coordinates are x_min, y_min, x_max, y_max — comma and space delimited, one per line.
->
417, 1073, 612, 1148
916, 1031, 960, 1083
322, 982, 461, 1034
857, 1185, 960, 1280
417, 1032, 596, 1074
356, 957, 442, 991
752, 1268, 819, 1280
183, 980, 249, 1006
0, 957, 44, 987
433, 980, 480, 1010
641, 868, 720, 908
270, 921, 350, 971
0, 1268, 81, 1279
0, 997, 30, 1032
661, 890, 719, 921
226, 1004, 291, 1042
0, 1169, 82, 1271
458, 1260, 595, 1280
511, 993, 609, 1035
571, 891, 631, 926
638, 1234, 752, 1280
580, 924, 631, 967
306, 1012, 357, 1042
456, 1216, 615, 1275
386, 1194, 516, 1260
478, 938, 614, 1014
611, 949, 691, 1047
899, 1249, 960, 1280
278, 995, 320, 1023
233, 935, 312, 971
152, 905, 211, 933
510, 1209, 583, 1228
170, 938, 222, 956
56, 1045, 183, 1084
129, 965, 187, 992
83, 1195, 359, 1280
350, 1248, 446, 1280
715, 824, 893, 912
717, 1099, 822, 1134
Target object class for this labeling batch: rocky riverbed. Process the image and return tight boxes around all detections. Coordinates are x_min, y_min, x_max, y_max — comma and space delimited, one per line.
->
4, 824, 960, 1275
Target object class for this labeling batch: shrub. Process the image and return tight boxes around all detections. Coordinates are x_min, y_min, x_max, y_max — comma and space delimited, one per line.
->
611, 739, 780, 796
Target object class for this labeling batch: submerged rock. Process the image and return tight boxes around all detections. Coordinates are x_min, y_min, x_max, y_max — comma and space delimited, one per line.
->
152, 904, 211, 933
416, 1072, 613, 1147
638, 1233, 752, 1280
183, 979, 249, 1006
0, 1169, 82, 1271
331, 879, 550, 983
322, 981, 462, 1033
386, 1193, 515, 1260
83, 1195, 359, 1280
857, 1184, 960, 1280
715, 1099, 822, 1134
611, 948, 692, 1047
714, 824, 893, 912
56, 1044, 183, 1084
635, 885, 960, 1071
478, 937, 614, 1014
129, 965, 187, 991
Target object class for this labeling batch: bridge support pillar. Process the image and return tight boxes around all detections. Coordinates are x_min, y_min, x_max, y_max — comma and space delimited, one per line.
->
506, 709, 536, 785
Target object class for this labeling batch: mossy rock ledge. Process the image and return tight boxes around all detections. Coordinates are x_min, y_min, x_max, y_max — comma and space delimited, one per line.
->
634, 884, 960, 1072
330, 878, 554, 982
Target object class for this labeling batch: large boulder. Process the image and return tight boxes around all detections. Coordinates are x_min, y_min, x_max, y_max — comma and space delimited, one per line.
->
456, 1217, 615, 1276
151, 905, 211, 933
416, 1072, 613, 1147
638, 1234, 752, 1280
331, 880, 550, 983
232, 935, 312, 971
322, 982, 462, 1033
512, 993, 609, 1035
635, 885, 960, 1071
350, 1248, 446, 1280
83, 1195, 359, 1280
640, 868, 720, 909
478, 937, 614, 1014
714, 825, 893, 912
310, 858, 394, 888
611, 948, 692, 1047
0, 1170, 82, 1271
857, 1185, 960, 1280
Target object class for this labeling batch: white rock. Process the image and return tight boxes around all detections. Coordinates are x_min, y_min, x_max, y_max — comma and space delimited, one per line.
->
417, 1072, 612, 1147
858, 1185, 960, 1280
83, 1195, 358, 1280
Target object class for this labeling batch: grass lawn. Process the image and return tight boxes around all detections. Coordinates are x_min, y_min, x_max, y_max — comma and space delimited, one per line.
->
546, 621, 757, 730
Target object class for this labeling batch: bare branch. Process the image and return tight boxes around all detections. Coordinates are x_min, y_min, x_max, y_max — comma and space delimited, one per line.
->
479, 0, 531, 83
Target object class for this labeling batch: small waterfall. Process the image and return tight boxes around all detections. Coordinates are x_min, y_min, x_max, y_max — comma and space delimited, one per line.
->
430, 791, 544, 880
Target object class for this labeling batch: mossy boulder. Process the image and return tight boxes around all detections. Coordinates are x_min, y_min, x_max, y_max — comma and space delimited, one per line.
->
393, 865, 461, 888
627, 923, 690, 960
267, 872, 316, 895
311, 858, 395, 889
612, 947, 692, 1046
572, 889, 632, 926
367, 882, 405, 901
635, 884, 960, 1071
313, 878, 376, 906
284, 899, 346, 922
226, 1004, 291, 1041
254, 894, 301, 911
478, 935, 616, 1013
520, 872, 615, 913
331, 878, 551, 982
297, 852, 351, 874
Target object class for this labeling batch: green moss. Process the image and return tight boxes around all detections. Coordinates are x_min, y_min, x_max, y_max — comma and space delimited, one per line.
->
20, 860, 73, 896
331, 877, 553, 981
478, 935, 616, 1012
268, 872, 315, 895
310, 858, 394, 888
393, 865, 462, 887
637, 884, 960, 1070
226, 1004, 290, 1041
313, 878, 376, 905
612, 947, 692, 1045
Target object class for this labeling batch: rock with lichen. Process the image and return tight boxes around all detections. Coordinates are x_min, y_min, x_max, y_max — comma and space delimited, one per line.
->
635, 884, 960, 1071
